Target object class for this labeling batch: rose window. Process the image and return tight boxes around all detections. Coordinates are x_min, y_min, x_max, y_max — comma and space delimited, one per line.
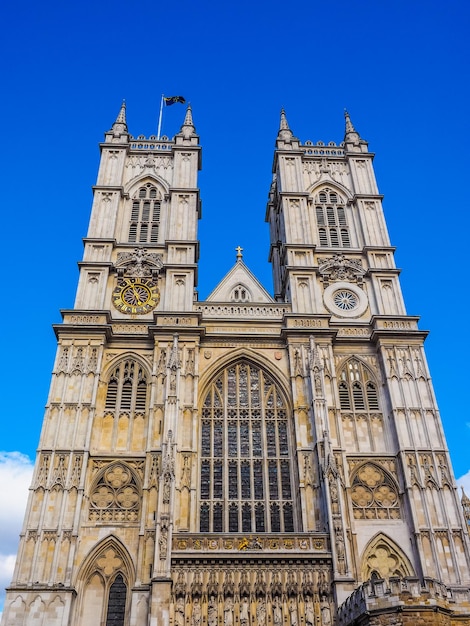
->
333, 290, 358, 310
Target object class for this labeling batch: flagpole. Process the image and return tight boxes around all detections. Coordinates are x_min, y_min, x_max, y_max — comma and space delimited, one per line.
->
157, 94, 164, 139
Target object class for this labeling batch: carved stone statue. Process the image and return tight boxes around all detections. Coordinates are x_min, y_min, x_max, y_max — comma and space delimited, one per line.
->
208, 595, 217, 626
288, 598, 298, 626
224, 597, 233, 626
191, 598, 201, 626
256, 598, 266, 626
305, 598, 314, 626
321, 604, 331, 625
240, 596, 249, 626
175, 597, 185, 626
273, 597, 282, 626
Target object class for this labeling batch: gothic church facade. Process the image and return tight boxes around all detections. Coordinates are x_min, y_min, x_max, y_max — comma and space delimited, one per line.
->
3, 105, 470, 625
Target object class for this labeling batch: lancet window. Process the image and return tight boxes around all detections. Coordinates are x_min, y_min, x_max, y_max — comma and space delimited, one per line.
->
128, 183, 162, 244
105, 359, 148, 416
105, 574, 127, 626
338, 359, 379, 412
199, 361, 297, 533
315, 189, 350, 247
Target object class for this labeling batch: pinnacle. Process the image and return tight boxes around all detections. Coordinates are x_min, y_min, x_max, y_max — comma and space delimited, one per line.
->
344, 109, 362, 142
111, 100, 128, 134
178, 104, 197, 138
277, 108, 293, 140
280, 108, 290, 131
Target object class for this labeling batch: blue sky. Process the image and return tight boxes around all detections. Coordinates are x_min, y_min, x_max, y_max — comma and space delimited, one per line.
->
0, 0, 469, 611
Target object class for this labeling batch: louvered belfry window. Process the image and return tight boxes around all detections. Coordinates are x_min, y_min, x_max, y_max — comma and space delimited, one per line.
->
199, 361, 296, 533
105, 360, 148, 414
315, 189, 350, 247
338, 359, 379, 412
128, 183, 161, 244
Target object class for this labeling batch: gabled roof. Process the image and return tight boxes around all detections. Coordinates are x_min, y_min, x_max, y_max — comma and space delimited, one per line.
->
205, 259, 274, 303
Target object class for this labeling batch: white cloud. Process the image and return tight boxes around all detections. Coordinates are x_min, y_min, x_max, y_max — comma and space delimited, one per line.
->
0, 452, 34, 614
457, 469, 470, 496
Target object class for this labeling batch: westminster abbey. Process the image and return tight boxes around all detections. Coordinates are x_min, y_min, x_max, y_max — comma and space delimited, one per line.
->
3, 105, 470, 625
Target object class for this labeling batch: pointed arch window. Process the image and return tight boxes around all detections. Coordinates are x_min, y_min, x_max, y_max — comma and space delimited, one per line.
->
78, 545, 131, 626
199, 361, 298, 533
128, 183, 162, 244
315, 189, 350, 248
106, 574, 127, 626
231, 284, 252, 302
338, 359, 380, 412
105, 359, 148, 415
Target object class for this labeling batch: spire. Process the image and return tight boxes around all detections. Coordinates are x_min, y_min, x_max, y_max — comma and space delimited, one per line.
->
111, 100, 128, 134
277, 108, 293, 140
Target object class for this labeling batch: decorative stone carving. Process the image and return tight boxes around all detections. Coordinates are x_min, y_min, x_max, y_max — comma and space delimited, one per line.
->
115, 247, 163, 279
175, 596, 185, 626
70, 454, 83, 489
89, 463, 140, 522
49, 454, 67, 488
96, 547, 123, 577
174, 571, 186, 598
191, 597, 202, 626
318, 254, 366, 287
303, 453, 315, 488
272, 597, 282, 626
185, 348, 195, 375
304, 597, 314, 626
157, 349, 167, 376
240, 596, 250, 626
148, 454, 161, 488
162, 431, 175, 504
208, 595, 217, 626
256, 598, 266, 626
159, 515, 169, 560
56, 347, 69, 374
350, 463, 400, 520
36, 454, 50, 488
87, 347, 98, 373
180, 454, 191, 490
70, 347, 85, 374
224, 597, 233, 626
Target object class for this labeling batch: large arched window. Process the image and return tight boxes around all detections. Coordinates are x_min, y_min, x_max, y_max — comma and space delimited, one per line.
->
315, 188, 350, 247
128, 183, 162, 244
199, 361, 297, 533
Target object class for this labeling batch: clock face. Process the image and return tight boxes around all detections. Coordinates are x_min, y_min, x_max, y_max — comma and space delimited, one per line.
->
112, 277, 160, 314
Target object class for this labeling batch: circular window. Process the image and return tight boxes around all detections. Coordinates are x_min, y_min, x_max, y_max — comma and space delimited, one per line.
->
323, 281, 368, 318
333, 290, 358, 311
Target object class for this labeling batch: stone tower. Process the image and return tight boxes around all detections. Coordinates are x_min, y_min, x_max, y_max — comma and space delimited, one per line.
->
2, 106, 470, 626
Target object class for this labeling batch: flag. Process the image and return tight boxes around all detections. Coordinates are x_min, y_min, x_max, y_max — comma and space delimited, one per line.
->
164, 96, 186, 106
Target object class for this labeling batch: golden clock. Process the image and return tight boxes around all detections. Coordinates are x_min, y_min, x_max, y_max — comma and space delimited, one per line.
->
112, 277, 160, 314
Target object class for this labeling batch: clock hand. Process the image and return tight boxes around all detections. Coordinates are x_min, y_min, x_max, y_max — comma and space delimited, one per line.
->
132, 286, 143, 305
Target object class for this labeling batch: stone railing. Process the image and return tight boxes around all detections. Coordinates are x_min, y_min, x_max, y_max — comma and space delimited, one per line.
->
129, 135, 173, 151
337, 577, 470, 625
195, 304, 290, 319
300, 142, 345, 156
